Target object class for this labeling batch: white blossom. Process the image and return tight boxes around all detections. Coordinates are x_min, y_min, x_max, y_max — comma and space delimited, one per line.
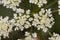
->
0, 16, 13, 38
29, 0, 47, 7
25, 31, 30, 36
32, 32, 37, 38
28, 17, 33, 21
0, 0, 57, 40
32, 8, 55, 32
26, 9, 30, 15
16, 8, 25, 13
49, 33, 60, 40
13, 13, 31, 31
0, 0, 21, 8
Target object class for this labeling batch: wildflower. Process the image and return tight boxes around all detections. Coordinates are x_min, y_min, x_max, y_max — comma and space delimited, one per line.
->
29, 0, 47, 7
32, 8, 55, 32
13, 13, 31, 31
49, 33, 60, 40
0, 16, 13, 38
1, 0, 21, 8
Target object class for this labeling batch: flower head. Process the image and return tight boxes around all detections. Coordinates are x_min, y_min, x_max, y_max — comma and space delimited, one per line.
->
49, 33, 60, 40
0, 16, 13, 38
17, 32, 38, 40
13, 13, 31, 31
29, 0, 47, 7
32, 8, 55, 32
0, 0, 21, 9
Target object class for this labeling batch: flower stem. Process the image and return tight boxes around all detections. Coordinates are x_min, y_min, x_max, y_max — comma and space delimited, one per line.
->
45, 0, 57, 8
47, 31, 53, 37
52, 10, 58, 13
37, 30, 43, 40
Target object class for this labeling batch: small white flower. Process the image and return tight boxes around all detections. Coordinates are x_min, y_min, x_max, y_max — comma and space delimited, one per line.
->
25, 32, 30, 36
39, 8, 45, 14
26, 9, 30, 15
29, 17, 33, 21
24, 24, 30, 29
33, 13, 39, 18
32, 32, 37, 38
16, 8, 24, 13
29, 0, 38, 4
29, 0, 47, 7
12, 6, 17, 11
14, 27, 19, 31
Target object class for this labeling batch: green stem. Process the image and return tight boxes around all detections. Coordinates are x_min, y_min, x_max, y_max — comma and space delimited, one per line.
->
37, 30, 43, 40
52, 10, 58, 13
47, 31, 53, 37
45, 0, 57, 8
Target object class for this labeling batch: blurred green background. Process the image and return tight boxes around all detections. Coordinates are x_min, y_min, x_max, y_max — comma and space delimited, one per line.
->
0, 0, 59, 40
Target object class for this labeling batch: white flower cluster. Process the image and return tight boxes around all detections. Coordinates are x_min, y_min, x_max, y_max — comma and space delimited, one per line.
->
13, 10, 32, 31
58, 0, 60, 15
29, 0, 47, 7
17, 32, 38, 40
0, 8, 55, 40
32, 8, 55, 32
0, 0, 21, 8
13, 8, 55, 32
0, 0, 56, 40
49, 33, 60, 40
0, 16, 13, 38
0, 0, 22, 12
